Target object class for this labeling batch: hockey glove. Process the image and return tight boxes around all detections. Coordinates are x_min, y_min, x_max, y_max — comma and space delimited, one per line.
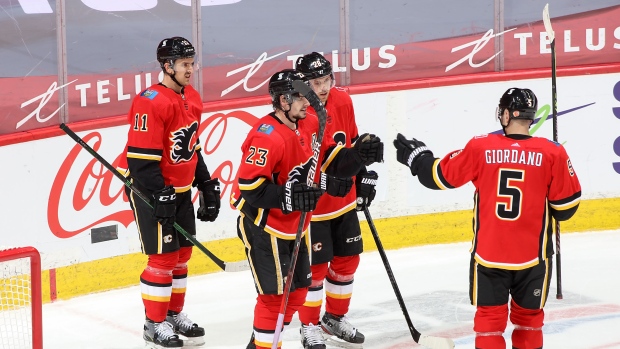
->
197, 179, 221, 222
152, 185, 176, 225
280, 182, 324, 214
393, 133, 433, 176
320, 172, 353, 197
355, 170, 378, 211
354, 133, 384, 166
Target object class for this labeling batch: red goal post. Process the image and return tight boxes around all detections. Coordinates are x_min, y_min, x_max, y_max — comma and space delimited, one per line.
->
0, 246, 43, 349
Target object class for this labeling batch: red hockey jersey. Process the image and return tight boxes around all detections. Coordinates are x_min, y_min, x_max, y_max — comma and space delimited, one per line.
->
308, 87, 359, 220
419, 134, 581, 269
230, 113, 320, 240
119, 84, 207, 193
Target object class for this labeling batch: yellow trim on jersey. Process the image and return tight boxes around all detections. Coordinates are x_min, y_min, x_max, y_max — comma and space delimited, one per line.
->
432, 159, 449, 190
116, 167, 129, 177
239, 177, 266, 191
174, 183, 192, 193
474, 254, 539, 270
550, 197, 581, 210
541, 200, 550, 262
311, 201, 357, 221
127, 152, 161, 161
263, 225, 308, 240
254, 208, 264, 226
320, 144, 345, 172
469, 192, 479, 254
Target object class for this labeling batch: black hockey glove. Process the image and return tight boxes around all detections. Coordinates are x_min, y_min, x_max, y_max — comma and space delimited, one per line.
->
393, 133, 434, 176
197, 179, 221, 222
280, 182, 324, 214
354, 133, 384, 166
152, 185, 176, 225
320, 172, 353, 197
355, 170, 378, 211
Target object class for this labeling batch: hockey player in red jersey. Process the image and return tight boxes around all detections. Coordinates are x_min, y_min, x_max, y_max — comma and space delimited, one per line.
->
393, 88, 581, 349
117, 37, 220, 349
295, 52, 381, 348
232, 68, 382, 349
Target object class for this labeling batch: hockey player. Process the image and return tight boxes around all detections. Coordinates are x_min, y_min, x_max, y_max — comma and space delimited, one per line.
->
393, 88, 581, 349
117, 37, 221, 349
232, 69, 382, 349
295, 52, 381, 348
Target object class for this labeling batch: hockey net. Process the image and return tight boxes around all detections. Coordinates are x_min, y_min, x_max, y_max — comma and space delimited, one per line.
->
0, 247, 42, 349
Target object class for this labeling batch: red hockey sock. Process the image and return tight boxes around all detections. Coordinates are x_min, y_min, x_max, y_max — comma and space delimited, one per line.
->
298, 263, 328, 325
325, 255, 359, 316
141, 252, 178, 322
168, 247, 192, 313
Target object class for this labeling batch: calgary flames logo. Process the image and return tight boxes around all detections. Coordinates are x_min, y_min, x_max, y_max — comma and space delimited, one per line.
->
170, 121, 199, 163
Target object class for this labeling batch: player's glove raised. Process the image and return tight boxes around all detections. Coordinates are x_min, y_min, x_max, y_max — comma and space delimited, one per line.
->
197, 179, 221, 222
393, 133, 434, 176
152, 185, 176, 225
280, 182, 323, 214
354, 133, 384, 166
355, 170, 378, 211
320, 172, 353, 197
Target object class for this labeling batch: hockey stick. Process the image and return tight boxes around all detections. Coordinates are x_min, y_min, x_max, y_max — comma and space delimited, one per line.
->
271, 80, 327, 349
363, 208, 455, 349
59, 123, 250, 273
543, 3, 563, 300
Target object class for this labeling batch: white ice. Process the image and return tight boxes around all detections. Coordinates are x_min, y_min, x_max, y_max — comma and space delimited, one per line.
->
41, 229, 620, 349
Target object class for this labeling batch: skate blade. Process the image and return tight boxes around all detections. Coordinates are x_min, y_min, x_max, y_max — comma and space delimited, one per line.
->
180, 336, 205, 347
323, 335, 363, 349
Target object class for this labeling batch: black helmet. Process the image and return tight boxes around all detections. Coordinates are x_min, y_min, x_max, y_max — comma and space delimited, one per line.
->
295, 52, 332, 80
156, 37, 195, 68
498, 88, 538, 120
268, 69, 307, 103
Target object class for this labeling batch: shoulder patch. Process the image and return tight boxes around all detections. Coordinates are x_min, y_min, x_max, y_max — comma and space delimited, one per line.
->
546, 139, 561, 146
140, 89, 158, 100
257, 123, 274, 135
473, 134, 488, 139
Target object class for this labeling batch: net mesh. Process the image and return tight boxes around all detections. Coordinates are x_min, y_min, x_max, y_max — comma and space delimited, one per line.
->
0, 249, 34, 349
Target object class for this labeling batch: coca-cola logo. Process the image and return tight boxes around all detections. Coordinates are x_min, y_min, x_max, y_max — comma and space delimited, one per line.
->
49, 110, 260, 238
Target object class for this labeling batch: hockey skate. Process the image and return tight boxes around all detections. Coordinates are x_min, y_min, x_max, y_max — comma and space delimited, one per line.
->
143, 319, 183, 349
300, 323, 327, 349
320, 313, 364, 348
166, 311, 205, 347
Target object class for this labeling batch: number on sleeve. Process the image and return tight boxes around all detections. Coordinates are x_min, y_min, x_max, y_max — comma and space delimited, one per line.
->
244, 146, 268, 167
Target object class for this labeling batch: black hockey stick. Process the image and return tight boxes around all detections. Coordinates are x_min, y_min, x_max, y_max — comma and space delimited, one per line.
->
59, 123, 250, 273
271, 80, 327, 349
543, 3, 563, 300
364, 208, 455, 349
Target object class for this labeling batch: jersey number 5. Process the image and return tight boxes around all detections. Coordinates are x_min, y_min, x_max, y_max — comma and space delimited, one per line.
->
245, 146, 268, 167
496, 169, 524, 220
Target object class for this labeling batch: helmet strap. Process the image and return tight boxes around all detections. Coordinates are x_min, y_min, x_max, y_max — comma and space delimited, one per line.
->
165, 60, 184, 88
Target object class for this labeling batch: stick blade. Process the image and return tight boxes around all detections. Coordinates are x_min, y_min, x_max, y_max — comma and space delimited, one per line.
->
418, 334, 455, 349
223, 260, 250, 272
542, 3, 555, 42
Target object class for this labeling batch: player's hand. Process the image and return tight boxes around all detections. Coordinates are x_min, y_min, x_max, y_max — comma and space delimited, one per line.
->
355, 170, 378, 211
152, 185, 176, 225
197, 179, 221, 222
280, 182, 324, 214
320, 172, 353, 197
393, 133, 433, 176
354, 133, 384, 166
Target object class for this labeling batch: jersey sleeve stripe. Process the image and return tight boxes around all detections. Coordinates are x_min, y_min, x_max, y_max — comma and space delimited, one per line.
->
239, 177, 266, 191
127, 152, 161, 161
549, 191, 582, 210
320, 144, 345, 172
432, 159, 453, 190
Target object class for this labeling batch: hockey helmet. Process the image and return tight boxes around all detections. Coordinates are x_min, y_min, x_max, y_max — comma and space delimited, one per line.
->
156, 37, 195, 68
498, 88, 538, 120
295, 52, 332, 80
268, 69, 308, 105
